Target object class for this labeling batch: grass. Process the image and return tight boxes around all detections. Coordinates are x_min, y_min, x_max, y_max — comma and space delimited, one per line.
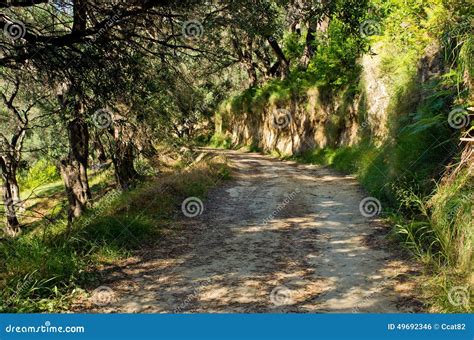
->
209, 133, 232, 149
215, 0, 472, 310
294, 140, 472, 312
0, 154, 230, 312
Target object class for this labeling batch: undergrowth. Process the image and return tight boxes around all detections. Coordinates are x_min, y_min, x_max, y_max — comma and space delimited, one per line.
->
0, 154, 230, 312
216, 0, 473, 312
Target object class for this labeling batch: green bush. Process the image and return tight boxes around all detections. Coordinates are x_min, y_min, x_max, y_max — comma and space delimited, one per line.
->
209, 133, 232, 149
307, 19, 362, 88
0, 156, 229, 312
19, 159, 60, 189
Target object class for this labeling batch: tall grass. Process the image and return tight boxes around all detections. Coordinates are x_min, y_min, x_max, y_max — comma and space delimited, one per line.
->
0, 155, 230, 312
296, 140, 472, 312
213, 0, 472, 312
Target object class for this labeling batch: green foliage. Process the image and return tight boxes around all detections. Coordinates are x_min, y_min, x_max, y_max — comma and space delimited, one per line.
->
283, 31, 305, 63
427, 170, 473, 271
308, 19, 363, 87
134, 158, 158, 177
209, 133, 232, 149
19, 159, 60, 190
0, 157, 229, 312
391, 170, 473, 313
222, 10, 365, 120
290, 0, 473, 313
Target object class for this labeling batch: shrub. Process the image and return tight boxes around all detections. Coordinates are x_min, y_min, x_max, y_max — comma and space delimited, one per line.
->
19, 159, 60, 189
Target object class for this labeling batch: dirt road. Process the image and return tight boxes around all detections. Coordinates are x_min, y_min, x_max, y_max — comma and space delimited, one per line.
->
82, 149, 418, 313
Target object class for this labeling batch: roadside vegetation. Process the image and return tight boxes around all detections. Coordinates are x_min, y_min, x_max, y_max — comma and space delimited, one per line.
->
1, 151, 229, 312
1, 0, 471, 313
215, 0, 473, 312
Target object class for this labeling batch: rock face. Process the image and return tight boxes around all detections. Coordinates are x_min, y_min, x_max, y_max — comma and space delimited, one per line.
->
216, 40, 447, 156
216, 44, 393, 155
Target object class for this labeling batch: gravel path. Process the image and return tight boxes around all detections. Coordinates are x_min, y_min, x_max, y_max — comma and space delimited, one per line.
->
79, 149, 419, 313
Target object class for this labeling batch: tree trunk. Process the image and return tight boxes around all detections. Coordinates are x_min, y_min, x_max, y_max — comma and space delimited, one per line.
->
254, 48, 272, 80
60, 115, 91, 223
244, 61, 258, 87
93, 133, 108, 163
54, 3, 91, 225
8, 175, 23, 215
112, 141, 138, 190
109, 121, 138, 189
232, 35, 258, 87
60, 157, 87, 222
301, 15, 330, 68
0, 83, 27, 236
0, 158, 20, 237
267, 37, 289, 79
301, 21, 317, 68
9, 177, 20, 203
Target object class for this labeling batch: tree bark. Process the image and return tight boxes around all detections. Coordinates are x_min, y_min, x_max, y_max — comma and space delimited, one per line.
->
60, 114, 92, 223
301, 14, 330, 68
0, 88, 27, 236
267, 37, 289, 79
54, 2, 92, 224
109, 119, 139, 190
0, 157, 21, 237
244, 61, 258, 87
232, 35, 258, 87
301, 21, 317, 68
0, 75, 28, 236
111, 141, 138, 190
93, 133, 108, 163
60, 157, 87, 222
